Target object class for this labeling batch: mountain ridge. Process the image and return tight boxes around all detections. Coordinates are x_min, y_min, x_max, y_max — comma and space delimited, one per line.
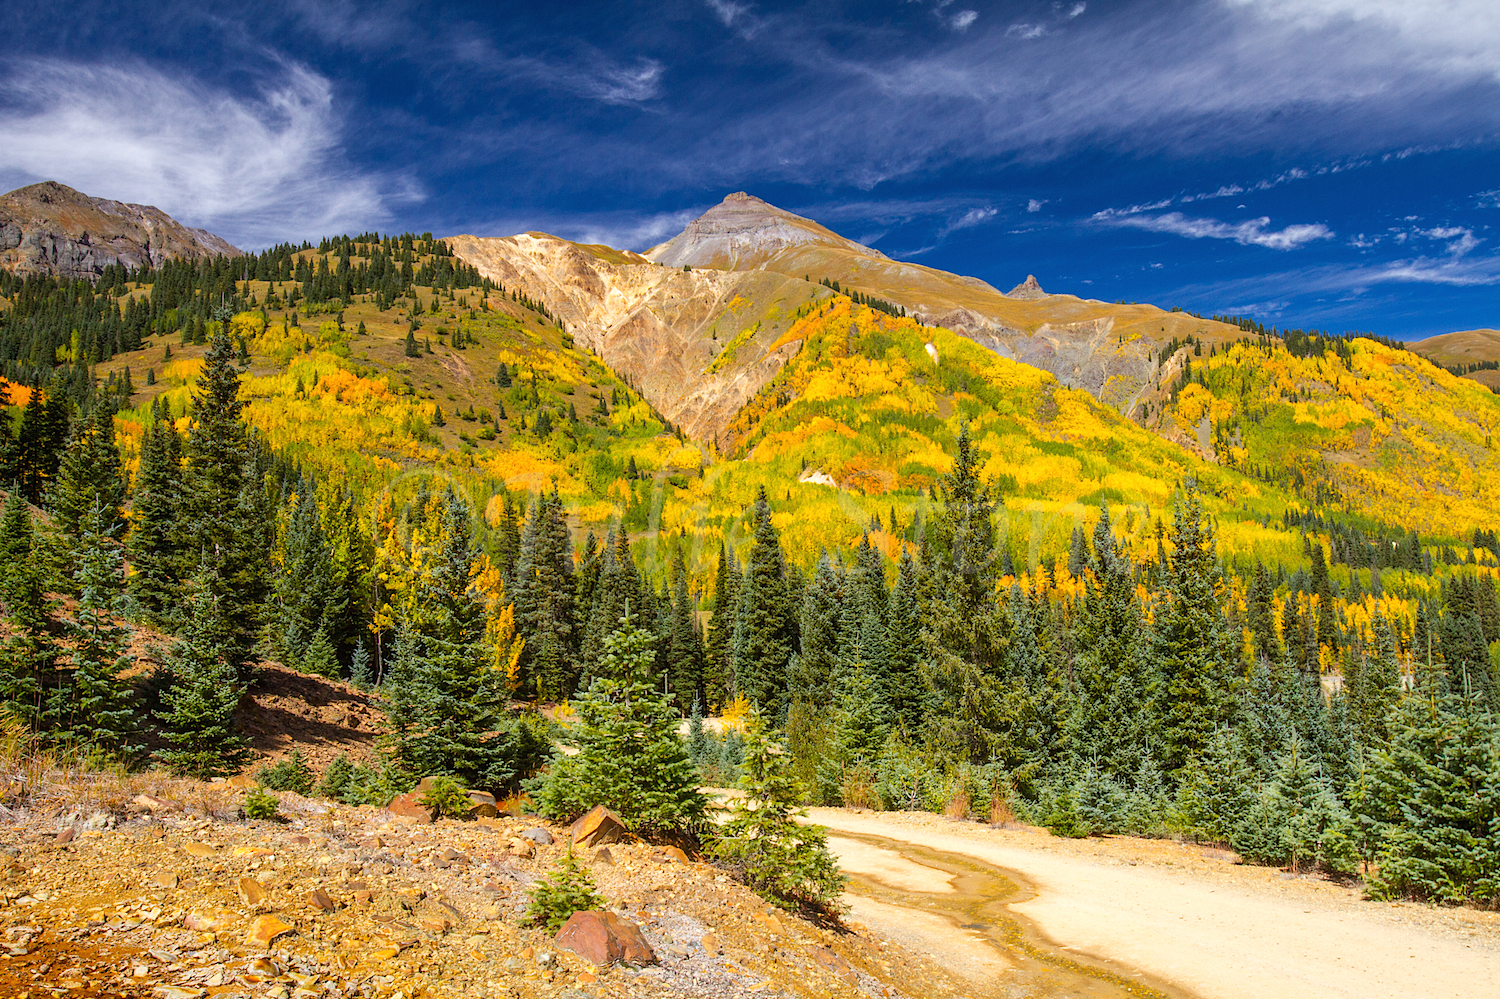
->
0, 180, 240, 280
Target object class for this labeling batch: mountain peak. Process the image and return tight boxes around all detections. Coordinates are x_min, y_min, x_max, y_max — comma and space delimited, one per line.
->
1007, 274, 1047, 299
1, 181, 240, 280
645, 192, 887, 270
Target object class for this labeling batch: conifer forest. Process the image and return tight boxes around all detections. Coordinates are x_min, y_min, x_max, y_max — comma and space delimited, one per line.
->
0, 226, 1496, 926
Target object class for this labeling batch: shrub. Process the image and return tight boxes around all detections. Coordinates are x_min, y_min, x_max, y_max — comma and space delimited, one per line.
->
255, 749, 315, 794
315, 752, 355, 800
526, 849, 604, 932
243, 786, 281, 821
419, 775, 474, 819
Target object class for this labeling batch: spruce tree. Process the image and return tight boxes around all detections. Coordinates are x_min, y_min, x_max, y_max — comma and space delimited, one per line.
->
714, 708, 847, 913
532, 616, 708, 837
921, 422, 1003, 763
703, 541, 740, 707
348, 635, 373, 688
155, 567, 252, 779
1065, 498, 1145, 779
511, 486, 576, 698
884, 547, 926, 735
65, 502, 141, 760
665, 547, 703, 712
125, 408, 182, 621
50, 403, 126, 548
1360, 692, 1499, 905
789, 552, 841, 705
269, 489, 344, 667
732, 487, 795, 716
1146, 480, 1241, 774
182, 332, 266, 669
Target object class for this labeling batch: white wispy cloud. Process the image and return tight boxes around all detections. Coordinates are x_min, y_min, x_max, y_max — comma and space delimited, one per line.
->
0, 56, 411, 247
1027, 198, 1047, 212
1421, 225, 1482, 255
949, 10, 979, 31
1097, 210, 1334, 250
938, 205, 997, 235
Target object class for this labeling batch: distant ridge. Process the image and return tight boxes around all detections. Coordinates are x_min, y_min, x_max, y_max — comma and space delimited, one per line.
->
0, 181, 240, 280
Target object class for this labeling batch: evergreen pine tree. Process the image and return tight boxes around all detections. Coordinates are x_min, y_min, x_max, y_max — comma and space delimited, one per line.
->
531, 616, 708, 837
349, 635, 374, 689
921, 422, 1003, 763
65, 502, 141, 760
884, 547, 926, 735
714, 708, 847, 913
50, 403, 126, 548
1146, 480, 1241, 774
1065, 498, 1145, 779
732, 487, 795, 716
155, 567, 252, 779
666, 548, 703, 711
1360, 693, 1499, 905
703, 541, 740, 707
125, 408, 182, 621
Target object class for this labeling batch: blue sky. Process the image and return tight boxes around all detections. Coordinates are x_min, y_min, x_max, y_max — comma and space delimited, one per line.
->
1, 0, 1497, 339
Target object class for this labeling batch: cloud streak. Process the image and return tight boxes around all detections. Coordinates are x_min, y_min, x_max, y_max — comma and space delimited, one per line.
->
0, 56, 411, 247
1097, 210, 1334, 250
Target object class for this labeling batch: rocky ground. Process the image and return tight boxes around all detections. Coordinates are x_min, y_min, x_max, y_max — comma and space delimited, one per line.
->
0, 778, 967, 999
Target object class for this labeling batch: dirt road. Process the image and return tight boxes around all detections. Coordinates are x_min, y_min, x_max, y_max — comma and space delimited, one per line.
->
813, 808, 1500, 999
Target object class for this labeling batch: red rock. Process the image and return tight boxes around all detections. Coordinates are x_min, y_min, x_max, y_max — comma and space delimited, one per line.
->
54, 827, 75, 845
811, 945, 857, 984
652, 845, 689, 865
569, 805, 627, 849
553, 911, 657, 968
306, 889, 334, 912
131, 794, 178, 813
386, 793, 435, 824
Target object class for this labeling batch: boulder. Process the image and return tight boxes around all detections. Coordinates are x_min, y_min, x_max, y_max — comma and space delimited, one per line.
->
245, 914, 295, 949
521, 827, 553, 845
553, 911, 657, 968
591, 847, 614, 866
651, 845, 689, 865
467, 790, 499, 819
569, 805, 626, 849
386, 793, 435, 825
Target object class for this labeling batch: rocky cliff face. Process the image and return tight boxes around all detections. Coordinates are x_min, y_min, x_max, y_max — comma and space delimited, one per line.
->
0, 181, 240, 280
447, 233, 819, 444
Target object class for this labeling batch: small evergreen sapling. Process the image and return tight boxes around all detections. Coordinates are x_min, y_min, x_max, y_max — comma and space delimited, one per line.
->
713, 711, 847, 915
256, 749, 316, 794
526, 848, 604, 932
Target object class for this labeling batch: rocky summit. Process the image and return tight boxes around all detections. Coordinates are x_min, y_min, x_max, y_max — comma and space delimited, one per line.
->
0, 181, 240, 280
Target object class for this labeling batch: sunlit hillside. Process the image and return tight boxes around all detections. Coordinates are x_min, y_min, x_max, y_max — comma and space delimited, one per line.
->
1150, 334, 1500, 536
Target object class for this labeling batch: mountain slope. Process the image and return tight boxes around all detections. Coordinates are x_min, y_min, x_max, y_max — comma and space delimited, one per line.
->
642, 193, 1247, 409
1410, 328, 1500, 390
1152, 335, 1500, 534
0, 181, 240, 280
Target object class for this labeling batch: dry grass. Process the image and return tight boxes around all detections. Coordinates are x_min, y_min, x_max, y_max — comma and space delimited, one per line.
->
0, 716, 244, 820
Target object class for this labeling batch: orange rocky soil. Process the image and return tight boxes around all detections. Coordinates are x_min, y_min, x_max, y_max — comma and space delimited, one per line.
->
0, 782, 965, 999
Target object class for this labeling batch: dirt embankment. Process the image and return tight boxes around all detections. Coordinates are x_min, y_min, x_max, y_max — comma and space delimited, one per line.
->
812, 808, 1500, 999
